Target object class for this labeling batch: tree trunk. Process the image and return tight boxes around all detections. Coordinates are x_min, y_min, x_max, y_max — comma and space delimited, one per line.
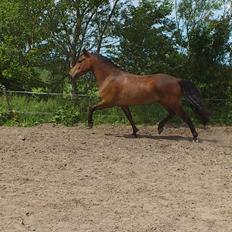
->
96, 0, 119, 53
70, 51, 78, 99
70, 78, 78, 99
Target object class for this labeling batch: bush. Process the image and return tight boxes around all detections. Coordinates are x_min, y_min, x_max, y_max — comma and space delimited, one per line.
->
52, 104, 80, 126
0, 111, 13, 125
0, 94, 232, 126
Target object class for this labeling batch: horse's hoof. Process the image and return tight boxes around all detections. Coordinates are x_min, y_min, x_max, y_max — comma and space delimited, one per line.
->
132, 133, 138, 138
192, 138, 199, 143
158, 127, 164, 135
135, 128, 139, 133
131, 128, 139, 138
87, 123, 93, 129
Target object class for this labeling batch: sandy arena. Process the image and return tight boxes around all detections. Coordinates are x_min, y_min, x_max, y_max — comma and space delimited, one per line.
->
0, 124, 231, 232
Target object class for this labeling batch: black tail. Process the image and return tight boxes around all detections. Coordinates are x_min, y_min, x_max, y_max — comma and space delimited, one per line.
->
179, 80, 209, 125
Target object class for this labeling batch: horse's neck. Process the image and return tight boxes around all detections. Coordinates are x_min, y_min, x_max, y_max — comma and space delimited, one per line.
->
91, 61, 117, 86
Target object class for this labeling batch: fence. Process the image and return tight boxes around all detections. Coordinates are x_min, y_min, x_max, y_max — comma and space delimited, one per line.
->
0, 87, 128, 125
0, 85, 232, 126
3, 90, 87, 115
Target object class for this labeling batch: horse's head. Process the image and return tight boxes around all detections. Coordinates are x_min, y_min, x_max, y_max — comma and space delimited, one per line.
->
69, 49, 92, 79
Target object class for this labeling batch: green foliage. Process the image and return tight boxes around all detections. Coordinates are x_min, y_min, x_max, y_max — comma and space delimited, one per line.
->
115, 0, 179, 75
52, 104, 80, 126
174, 0, 232, 100
0, 111, 13, 125
0, 94, 88, 126
0, 0, 231, 126
0, 93, 232, 126
0, 0, 51, 90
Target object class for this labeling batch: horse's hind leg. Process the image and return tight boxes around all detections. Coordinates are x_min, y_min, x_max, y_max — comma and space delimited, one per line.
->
158, 110, 175, 134
175, 105, 198, 142
121, 106, 139, 137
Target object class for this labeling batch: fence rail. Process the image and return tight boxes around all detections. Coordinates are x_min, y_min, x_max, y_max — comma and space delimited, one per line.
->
5, 90, 91, 98
0, 88, 96, 116
0, 86, 232, 125
2, 90, 230, 101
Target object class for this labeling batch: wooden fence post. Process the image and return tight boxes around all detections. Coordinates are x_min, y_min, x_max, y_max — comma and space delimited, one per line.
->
0, 84, 12, 113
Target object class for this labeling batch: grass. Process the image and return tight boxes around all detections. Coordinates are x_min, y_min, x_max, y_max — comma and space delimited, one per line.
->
0, 95, 232, 126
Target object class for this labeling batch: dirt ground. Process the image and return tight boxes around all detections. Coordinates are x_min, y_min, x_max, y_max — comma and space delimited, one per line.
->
0, 124, 231, 232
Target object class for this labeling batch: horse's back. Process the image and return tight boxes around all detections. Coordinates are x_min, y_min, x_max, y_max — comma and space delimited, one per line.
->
114, 73, 180, 105
127, 73, 182, 98
149, 73, 182, 96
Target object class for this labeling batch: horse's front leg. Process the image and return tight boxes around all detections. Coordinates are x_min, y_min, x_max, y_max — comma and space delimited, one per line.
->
88, 101, 112, 128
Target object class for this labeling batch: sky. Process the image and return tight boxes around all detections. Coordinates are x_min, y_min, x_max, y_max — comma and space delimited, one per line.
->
109, 0, 232, 16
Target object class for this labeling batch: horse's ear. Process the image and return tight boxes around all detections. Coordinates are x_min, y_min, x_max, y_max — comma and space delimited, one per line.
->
83, 48, 90, 57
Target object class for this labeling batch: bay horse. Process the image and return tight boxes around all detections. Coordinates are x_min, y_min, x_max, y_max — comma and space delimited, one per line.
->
69, 49, 209, 142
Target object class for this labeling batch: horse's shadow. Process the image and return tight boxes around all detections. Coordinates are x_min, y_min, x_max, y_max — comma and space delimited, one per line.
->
105, 133, 219, 143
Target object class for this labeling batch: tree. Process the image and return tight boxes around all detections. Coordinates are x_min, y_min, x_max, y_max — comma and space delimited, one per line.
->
46, 0, 120, 97
0, 0, 121, 95
114, 0, 181, 76
174, 0, 232, 98
0, 0, 50, 90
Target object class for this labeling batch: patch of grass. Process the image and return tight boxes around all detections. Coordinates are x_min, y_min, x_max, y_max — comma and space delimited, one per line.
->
0, 95, 232, 126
